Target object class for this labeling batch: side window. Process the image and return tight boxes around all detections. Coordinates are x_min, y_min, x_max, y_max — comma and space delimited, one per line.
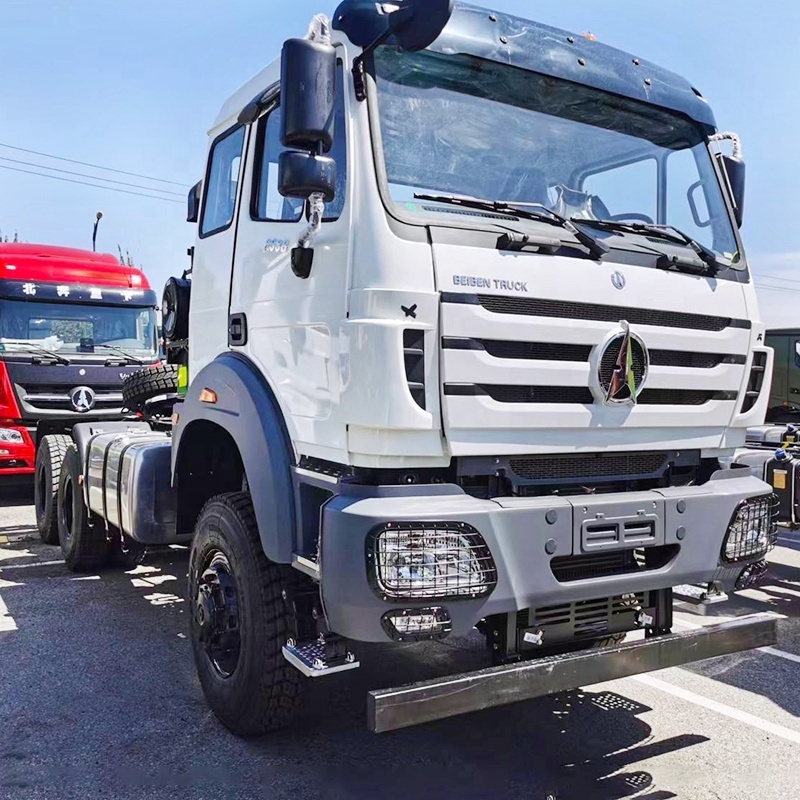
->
253, 106, 305, 222
253, 65, 348, 223
201, 126, 246, 236
582, 158, 657, 222
666, 148, 712, 246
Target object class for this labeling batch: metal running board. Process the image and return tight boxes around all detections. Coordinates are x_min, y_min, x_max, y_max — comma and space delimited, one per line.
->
673, 583, 729, 608
367, 613, 778, 733
282, 639, 360, 678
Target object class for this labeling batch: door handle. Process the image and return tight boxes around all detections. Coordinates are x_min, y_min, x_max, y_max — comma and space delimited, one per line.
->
228, 313, 248, 347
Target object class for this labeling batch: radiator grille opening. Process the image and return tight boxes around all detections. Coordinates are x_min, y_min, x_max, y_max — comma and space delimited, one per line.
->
509, 452, 668, 482
468, 294, 739, 332
550, 545, 679, 582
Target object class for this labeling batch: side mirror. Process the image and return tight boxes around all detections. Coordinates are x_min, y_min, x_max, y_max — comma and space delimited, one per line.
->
278, 151, 336, 202
334, 0, 453, 51
390, 0, 454, 51
280, 38, 336, 152
187, 181, 201, 223
717, 153, 746, 228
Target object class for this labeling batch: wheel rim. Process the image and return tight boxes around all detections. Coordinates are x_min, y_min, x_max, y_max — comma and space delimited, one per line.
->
195, 552, 241, 678
61, 476, 74, 543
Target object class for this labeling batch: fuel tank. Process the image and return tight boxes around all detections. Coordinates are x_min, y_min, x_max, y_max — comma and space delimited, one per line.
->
85, 429, 176, 544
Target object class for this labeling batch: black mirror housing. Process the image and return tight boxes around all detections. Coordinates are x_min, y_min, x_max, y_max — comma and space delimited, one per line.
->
280, 38, 336, 152
187, 181, 201, 223
717, 153, 746, 228
278, 151, 337, 203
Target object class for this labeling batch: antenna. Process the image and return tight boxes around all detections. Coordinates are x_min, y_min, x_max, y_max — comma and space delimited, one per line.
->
92, 211, 103, 252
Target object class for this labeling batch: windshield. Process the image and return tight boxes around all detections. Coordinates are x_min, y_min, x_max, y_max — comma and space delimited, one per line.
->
0, 299, 157, 355
373, 47, 741, 265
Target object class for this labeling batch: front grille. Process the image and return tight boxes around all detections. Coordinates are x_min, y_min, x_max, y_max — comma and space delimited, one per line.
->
550, 545, 679, 582
530, 593, 647, 640
650, 350, 744, 369
509, 452, 668, 482
443, 337, 744, 369
445, 384, 736, 406
444, 293, 745, 332
477, 385, 594, 404
638, 389, 737, 405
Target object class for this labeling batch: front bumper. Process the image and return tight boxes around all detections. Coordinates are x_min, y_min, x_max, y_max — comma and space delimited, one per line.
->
0, 425, 35, 475
368, 613, 778, 732
320, 471, 772, 642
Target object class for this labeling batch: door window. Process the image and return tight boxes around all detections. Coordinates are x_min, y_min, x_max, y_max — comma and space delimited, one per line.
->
200, 126, 246, 237
252, 66, 348, 224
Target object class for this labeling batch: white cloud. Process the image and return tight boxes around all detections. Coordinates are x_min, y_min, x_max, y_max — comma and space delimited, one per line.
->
751, 252, 800, 330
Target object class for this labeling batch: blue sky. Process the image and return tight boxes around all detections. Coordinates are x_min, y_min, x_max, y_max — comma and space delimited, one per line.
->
1, 1, 798, 325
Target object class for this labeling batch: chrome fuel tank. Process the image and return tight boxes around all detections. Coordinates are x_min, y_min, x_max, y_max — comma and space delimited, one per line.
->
85, 430, 176, 544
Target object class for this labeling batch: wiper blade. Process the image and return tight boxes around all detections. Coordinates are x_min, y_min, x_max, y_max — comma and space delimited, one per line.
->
576, 219, 723, 275
93, 344, 147, 365
0, 341, 70, 365
414, 193, 609, 260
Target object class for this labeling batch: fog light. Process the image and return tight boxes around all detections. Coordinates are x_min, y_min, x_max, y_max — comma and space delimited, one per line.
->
736, 559, 769, 590
0, 428, 24, 444
382, 607, 452, 641
722, 495, 778, 563
368, 522, 497, 600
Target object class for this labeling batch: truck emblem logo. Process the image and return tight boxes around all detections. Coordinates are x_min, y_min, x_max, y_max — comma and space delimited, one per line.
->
69, 386, 96, 413
599, 321, 648, 405
611, 272, 626, 290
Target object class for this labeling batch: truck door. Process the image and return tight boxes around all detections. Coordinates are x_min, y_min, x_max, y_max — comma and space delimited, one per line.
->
229, 70, 350, 453
190, 125, 248, 376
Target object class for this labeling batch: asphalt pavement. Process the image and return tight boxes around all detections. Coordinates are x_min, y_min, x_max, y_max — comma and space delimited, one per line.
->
1, 486, 799, 800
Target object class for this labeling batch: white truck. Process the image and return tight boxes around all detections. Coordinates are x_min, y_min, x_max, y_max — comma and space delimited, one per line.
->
56, 0, 779, 736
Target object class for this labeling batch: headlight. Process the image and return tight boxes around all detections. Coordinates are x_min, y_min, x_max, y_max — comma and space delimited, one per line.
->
367, 521, 497, 600
0, 428, 24, 444
722, 495, 778, 563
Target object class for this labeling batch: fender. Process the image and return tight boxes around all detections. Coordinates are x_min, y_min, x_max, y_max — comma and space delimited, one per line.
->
172, 352, 296, 563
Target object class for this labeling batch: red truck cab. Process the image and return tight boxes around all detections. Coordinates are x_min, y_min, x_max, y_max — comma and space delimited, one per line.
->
0, 244, 158, 476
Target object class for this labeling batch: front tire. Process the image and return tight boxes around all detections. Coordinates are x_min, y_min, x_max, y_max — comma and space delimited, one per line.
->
57, 445, 109, 572
35, 434, 72, 544
189, 492, 304, 737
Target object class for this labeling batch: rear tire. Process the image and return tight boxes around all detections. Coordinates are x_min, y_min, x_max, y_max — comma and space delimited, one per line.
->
189, 492, 304, 737
57, 445, 109, 572
35, 434, 72, 544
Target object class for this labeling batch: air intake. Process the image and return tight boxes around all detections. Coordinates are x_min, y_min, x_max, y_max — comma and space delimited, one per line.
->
740, 351, 768, 414
403, 330, 426, 410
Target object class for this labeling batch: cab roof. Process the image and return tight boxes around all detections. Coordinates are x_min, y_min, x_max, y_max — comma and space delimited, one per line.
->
0, 243, 151, 290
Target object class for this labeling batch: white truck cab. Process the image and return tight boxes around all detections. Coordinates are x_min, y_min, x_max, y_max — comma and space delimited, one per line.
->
62, 0, 779, 736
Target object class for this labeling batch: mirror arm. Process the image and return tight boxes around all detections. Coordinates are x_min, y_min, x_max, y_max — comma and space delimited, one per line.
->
352, 28, 393, 102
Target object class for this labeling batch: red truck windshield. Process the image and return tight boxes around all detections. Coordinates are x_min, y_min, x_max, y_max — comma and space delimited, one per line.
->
0, 299, 157, 356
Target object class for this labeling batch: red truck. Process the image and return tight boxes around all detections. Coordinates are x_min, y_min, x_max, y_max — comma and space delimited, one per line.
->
0, 243, 159, 532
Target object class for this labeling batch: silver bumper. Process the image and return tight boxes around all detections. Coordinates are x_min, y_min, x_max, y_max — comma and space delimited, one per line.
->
368, 613, 778, 733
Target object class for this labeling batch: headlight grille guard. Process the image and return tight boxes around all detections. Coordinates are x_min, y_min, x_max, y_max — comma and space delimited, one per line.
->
722, 493, 779, 564
366, 521, 498, 601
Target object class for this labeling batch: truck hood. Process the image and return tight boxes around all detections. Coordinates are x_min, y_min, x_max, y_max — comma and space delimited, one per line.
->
434, 240, 757, 456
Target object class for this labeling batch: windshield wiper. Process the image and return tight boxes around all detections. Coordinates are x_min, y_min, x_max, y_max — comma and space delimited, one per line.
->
575, 219, 723, 275
0, 341, 70, 365
414, 193, 609, 260
92, 344, 147, 365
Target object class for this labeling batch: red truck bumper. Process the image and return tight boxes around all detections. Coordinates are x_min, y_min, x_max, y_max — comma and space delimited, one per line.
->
0, 425, 36, 475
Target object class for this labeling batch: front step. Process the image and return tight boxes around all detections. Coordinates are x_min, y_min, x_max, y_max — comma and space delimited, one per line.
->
282, 636, 360, 678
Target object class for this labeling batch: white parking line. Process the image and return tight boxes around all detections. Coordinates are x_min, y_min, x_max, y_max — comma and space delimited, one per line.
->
0, 559, 65, 570
632, 673, 800, 744
759, 646, 800, 665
